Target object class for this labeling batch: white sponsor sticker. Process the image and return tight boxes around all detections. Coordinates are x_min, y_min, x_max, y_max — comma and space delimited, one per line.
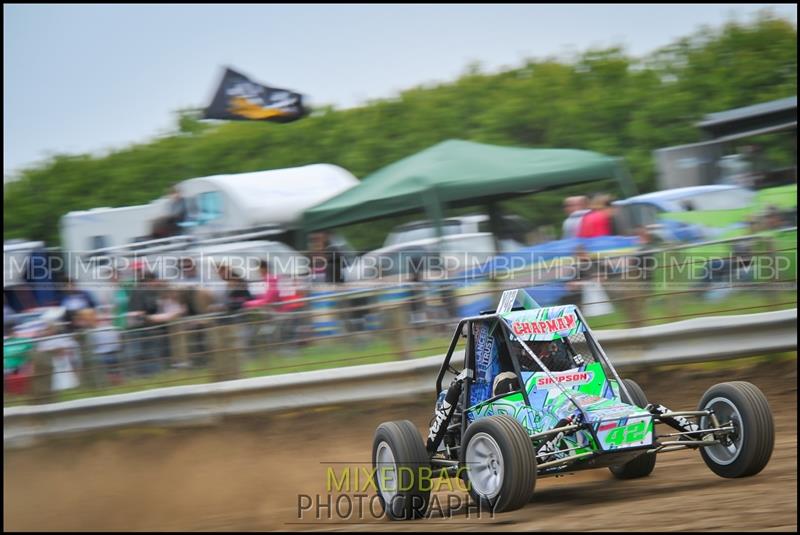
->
535, 370, 594, 390
496, 289, 518, 313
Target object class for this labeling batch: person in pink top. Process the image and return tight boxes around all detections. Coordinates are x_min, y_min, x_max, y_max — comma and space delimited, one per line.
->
577, 194, 614, 238
244, 260, 280, 309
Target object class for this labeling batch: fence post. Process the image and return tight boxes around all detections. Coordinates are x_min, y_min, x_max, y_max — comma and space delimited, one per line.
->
661, 248, 681, 320
243, 310, 259, 360
169, 321, 189, 368
254, 309, 270, 359
211, 317, 241, 382
76, 331, 98, 390
389, 302, 411, 360
30, 347, 54, 405
762, 236, 780, 308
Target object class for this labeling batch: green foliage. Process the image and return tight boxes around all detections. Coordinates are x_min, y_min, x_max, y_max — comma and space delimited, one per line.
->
4, 13, 796, 251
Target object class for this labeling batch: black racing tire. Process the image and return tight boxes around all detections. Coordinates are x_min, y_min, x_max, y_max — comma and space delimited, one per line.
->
609, 378, 657, 480
372, 420, 431, 521
620, 378, 648, 409
461, 415, 536, 514
697, 381, 774, 478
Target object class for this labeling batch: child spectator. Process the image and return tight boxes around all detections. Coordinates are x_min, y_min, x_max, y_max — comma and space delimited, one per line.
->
37, 322, 81, 392
81, 308, 124, 386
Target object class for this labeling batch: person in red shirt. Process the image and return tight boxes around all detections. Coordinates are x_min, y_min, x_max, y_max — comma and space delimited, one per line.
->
244, 260, 280, 309
577, 194, 614, 238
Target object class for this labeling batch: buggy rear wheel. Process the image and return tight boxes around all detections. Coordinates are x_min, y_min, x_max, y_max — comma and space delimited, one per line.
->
372, 420, 431, 520
698, 381, 774, 478
609, 378, 657, 480
461, 415, 536, 513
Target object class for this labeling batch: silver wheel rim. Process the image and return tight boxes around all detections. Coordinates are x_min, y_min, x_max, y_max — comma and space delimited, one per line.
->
465, 432, 504, 499
375, 441, 398, 502
702, 397, 744, 465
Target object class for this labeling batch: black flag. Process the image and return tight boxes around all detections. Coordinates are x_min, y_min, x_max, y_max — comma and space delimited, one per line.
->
203, 67, 308, 123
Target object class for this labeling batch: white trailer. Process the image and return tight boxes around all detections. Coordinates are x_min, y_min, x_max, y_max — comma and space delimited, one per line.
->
175, 163, 358, 234
59, 199, 171, 257
58, 163, 359, 295
60, 164, 358, 257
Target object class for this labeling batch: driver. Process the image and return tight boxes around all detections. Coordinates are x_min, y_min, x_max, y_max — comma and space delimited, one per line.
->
492, 338, 576, 396
519, 339, 575, 372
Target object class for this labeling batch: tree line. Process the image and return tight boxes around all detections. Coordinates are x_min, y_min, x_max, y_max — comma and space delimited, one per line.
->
4, 13, 796, 250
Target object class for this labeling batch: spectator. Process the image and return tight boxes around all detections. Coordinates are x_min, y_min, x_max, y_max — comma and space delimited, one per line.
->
153, 286, 187, 369
218, 265, 252, 313
108, 266, 140, 379
60, 278, 97, 331
175, 257, 210, 316
577, 194, 614, 238
37, 322, 81, 392
109, 268, 130, 330
618, 225, 664, 327
81, 308, 124, 386
242, 258, 299, 349
216, 264, 254, 358
126, 271, 166, 375
561, 196, 589, 239
176, 257, 214, 368
560, 245, 596, 307
276, 267, 308, 349
4, 320, 34, 396
127, 271, 160, 325
244, 259, 280, 309
277, 274, 305, 314
167, 185, 188, 228
151, 186, 188, 238
309, 232, 345, 284
152, 287, 186, 324
560, 245, 614, 317
308, 232, 329, 284
177, 257, 200, 285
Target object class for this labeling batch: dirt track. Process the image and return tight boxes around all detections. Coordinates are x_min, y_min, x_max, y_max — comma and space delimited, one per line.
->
4, 357, 797, 531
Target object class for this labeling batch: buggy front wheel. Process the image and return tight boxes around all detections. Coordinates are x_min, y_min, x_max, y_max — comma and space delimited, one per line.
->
697, 381, 774, 478
372, 420, 431, 520
461, 415, 536, 513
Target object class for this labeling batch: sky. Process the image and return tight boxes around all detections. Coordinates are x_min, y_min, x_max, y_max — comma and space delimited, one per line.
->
3, 4, 797, 178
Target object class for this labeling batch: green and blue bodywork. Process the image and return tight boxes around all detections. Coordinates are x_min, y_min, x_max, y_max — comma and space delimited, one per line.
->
438, 293, 654, 472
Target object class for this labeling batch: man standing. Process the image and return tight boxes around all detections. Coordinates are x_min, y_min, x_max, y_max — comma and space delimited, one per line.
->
561, 196, 589, 239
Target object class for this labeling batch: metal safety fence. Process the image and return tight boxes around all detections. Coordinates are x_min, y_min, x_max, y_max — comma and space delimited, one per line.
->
3, 229, 796, 407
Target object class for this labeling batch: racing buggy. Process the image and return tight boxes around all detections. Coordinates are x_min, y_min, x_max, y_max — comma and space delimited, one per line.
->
371, 289, 775, 520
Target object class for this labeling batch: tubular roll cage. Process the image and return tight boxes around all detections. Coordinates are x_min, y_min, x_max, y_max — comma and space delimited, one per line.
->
432, 306, 729, 471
